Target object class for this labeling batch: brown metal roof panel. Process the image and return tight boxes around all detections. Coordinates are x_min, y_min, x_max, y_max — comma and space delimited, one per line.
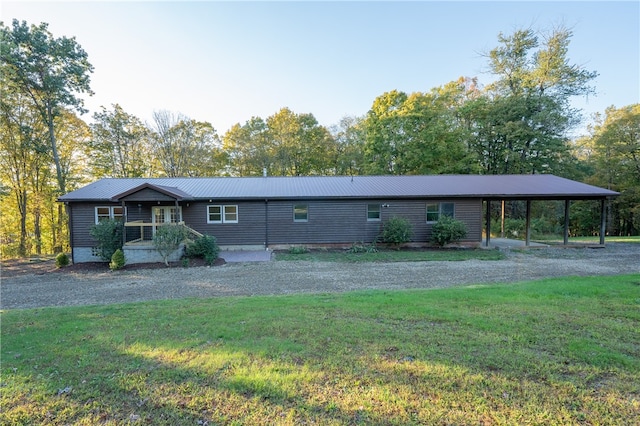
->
58, 175, 619, 202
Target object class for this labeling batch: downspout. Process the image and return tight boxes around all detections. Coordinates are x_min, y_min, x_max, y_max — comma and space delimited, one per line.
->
66, 202, 74, 264
122, 200, 127, 247
485, 200, 491, 247
265, 199, 269, 249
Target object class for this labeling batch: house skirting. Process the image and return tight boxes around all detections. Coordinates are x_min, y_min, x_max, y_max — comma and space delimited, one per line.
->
123, 244, 184, 264
72, 247, 105, 263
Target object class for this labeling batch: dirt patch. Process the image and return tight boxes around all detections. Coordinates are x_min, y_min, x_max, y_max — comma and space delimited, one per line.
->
2, 244, 639, 310
1, 257, 225, 278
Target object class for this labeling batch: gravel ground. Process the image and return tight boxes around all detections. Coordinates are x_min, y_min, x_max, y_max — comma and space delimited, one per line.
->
1, 244, 638, 310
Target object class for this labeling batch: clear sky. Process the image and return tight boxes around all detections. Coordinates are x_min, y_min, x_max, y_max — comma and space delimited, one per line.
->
2, 1, 639, 136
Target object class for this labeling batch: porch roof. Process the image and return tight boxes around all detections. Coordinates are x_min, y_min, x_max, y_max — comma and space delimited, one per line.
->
110, 182, 194, 202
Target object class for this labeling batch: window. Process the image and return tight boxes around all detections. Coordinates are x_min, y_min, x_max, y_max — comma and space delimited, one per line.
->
367, 204, 381, 221
294, 204, 308, 222
208, 205, 222, 223
95, 206, 125, 224
223, 205, 238, 223
426, 202, 455, 222
207, 205, 238, 224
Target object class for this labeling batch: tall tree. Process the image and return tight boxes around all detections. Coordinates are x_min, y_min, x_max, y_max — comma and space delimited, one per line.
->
330, 115, 366, 176
466, 26, 598, 175
223, 117, 271, 176
265, 108, 336, 176
590, 104, 640, 235
363, 87, 476, 175
89, 104, 152, 178
1, 19, 93, 252
149, 110, 223, 177
0, 81, 47, 256
0, 19, 94, 195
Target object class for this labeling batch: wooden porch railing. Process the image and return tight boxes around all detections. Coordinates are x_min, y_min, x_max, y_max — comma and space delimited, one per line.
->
124, 221, 203, 245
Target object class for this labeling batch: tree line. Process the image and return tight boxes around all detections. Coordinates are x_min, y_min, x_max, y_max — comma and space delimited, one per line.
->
1, 19, 638, 257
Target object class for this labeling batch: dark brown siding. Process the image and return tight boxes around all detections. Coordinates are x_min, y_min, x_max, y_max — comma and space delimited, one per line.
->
69, 198, 482, 248
182, 201, 267, 245
267, 198, 482, 245
69, 202, 121, 247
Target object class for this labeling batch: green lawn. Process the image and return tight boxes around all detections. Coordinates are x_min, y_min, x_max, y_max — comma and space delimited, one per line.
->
2, 274, 639, 425
276, 247, 505, 262
536, 235, 640, 244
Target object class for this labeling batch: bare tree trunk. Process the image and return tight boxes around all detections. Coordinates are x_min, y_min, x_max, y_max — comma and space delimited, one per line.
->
17, 190, 28, 257
34, 203, 42, 255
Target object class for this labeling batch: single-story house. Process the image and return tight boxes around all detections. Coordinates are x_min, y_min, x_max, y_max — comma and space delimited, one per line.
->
58, 174, 619, 264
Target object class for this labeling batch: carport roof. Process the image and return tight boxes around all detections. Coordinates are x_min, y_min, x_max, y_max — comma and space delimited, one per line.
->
58, 174, 619, 202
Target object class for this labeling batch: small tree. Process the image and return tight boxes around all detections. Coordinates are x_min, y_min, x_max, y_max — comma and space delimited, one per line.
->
431, 216, 467, 247
109, 249, 125, 270
380, 216, 412, 248
89, 218, 123, 261
153, 224, 189, 266
55, 252, 69, 268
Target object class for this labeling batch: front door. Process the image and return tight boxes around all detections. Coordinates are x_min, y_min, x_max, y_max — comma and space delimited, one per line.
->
152, 206, 182, 233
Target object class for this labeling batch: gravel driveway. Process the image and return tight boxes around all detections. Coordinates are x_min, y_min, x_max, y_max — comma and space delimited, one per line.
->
2, 244, 638, 310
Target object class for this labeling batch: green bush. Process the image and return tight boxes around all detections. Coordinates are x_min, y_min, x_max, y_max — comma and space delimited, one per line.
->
55, 252, 69, 268
347, 242, 378, 253
89, 219, 123, 261
431, 216, 467, 247
185, 234, 219, 265
380, 216, 412, 247
288, 246, 309, 254
109, 249, 125, 271
153, 224, 189, 266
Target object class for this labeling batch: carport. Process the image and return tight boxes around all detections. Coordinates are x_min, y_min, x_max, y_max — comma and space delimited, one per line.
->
482, 176, 619, 247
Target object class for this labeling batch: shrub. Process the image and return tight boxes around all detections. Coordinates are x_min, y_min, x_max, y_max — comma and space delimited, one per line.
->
185, 234, 219, 265
288, 246, 309, 254
153, 224, 189, 266
109, 249, 125, 270
431, 216, 467, 247
347, 242, 378, 253
89, 219, 123, 261
380, 216, 412, 247
55, 252, 69, 268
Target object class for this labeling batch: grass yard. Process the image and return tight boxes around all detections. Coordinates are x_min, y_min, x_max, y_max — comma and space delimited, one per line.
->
2, 274, 639, 425
533, 235, 640, 244
276, 247, 505, 262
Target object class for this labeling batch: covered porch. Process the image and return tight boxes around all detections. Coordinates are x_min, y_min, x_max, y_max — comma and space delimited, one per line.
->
483, 197, 611, 248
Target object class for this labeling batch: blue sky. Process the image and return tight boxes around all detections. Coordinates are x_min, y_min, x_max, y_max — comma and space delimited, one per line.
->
3, 1, 639, 136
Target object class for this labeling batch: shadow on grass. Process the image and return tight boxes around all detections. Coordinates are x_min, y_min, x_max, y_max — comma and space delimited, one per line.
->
2, 274, 639, 424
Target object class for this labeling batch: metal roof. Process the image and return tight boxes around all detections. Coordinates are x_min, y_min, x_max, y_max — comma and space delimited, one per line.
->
58, 175, 619, 202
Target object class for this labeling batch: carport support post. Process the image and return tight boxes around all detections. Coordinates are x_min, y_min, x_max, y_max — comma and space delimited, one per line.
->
564, 199, 570, 245
600, 199, 606, 245
525, 200, 531, 246
485, 200, 491, 247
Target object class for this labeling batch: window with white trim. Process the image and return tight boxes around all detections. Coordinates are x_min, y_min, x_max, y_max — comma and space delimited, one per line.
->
293, 204, 308, 222
367, 204, 381, 221
426, 202, 455, 222
207, 205, 238, 224
95, 206, 125, 224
